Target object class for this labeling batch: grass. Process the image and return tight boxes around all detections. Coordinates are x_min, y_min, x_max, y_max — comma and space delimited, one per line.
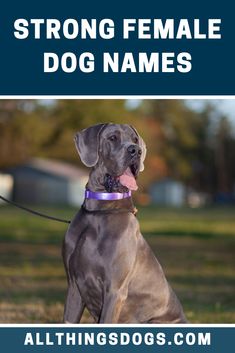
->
0, 204, 235, 323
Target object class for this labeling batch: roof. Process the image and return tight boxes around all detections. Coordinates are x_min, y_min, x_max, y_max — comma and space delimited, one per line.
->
25, 158, 89, 181
151, 177, 183, 185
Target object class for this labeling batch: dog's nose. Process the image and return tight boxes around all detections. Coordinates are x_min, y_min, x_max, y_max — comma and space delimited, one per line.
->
127, 145, 142, 156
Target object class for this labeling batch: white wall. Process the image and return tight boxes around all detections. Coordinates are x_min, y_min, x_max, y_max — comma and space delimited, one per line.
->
0, 174, 14, 204
68, 177, 88, 206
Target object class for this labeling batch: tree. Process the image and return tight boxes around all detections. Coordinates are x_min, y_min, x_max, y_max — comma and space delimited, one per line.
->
214, 116, 234, 193
137, 100, 201, 183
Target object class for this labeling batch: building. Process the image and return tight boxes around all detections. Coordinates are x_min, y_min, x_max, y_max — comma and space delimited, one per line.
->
149, 178, 186, 207
9, 158, 89, 206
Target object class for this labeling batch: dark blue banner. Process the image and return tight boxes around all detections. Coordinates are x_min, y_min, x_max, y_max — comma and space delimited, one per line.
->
0, 0, 234, 95
0, 325, 234, 353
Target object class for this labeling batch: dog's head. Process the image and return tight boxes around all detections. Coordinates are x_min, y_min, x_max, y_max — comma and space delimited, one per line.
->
74, 123, 146, 191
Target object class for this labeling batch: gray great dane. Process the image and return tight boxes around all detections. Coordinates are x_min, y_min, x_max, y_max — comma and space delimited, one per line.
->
63, 123, 187, 323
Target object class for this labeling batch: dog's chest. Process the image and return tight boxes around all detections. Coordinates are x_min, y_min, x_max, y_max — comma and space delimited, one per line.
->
71, 226, 115, 319
69, 214, 139, 320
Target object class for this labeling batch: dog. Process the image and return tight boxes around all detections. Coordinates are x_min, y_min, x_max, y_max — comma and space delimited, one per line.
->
63, 123, 187, 323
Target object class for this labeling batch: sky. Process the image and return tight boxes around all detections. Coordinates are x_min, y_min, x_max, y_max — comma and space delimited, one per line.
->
186, 99, 235, 124
126, 99, 235, 129
40, 99, 235, 129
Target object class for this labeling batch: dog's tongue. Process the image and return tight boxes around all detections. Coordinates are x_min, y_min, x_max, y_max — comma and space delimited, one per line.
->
119, 167, 138, 191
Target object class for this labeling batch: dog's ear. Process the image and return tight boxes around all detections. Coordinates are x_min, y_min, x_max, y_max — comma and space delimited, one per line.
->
130, 125, 147, 172
74, 124, 107, 167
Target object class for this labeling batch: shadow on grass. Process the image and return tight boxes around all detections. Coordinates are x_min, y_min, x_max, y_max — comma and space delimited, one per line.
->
0, 287, 66, 305
0, 229, 65, 245
143, 230, 223, 239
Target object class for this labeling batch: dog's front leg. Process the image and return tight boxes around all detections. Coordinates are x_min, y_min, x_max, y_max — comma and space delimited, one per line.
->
64, 281, 85, 323
98, 222, 138, 323
99, 287, 128, 323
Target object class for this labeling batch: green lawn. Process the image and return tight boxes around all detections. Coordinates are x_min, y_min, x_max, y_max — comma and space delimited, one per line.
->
0, 205, 234, 323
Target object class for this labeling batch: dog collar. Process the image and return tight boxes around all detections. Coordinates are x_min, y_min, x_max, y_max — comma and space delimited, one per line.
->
85, 190, 132, 200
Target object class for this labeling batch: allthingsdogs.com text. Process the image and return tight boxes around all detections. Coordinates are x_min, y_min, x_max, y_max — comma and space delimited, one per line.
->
24, 331, 211, 346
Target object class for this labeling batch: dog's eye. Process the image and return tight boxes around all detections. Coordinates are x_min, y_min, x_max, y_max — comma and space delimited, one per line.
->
108, 135, 117, 142
133, 137, 139, 144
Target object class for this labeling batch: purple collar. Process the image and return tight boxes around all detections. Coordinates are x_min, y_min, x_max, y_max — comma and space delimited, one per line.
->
85, 189, 132, 201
